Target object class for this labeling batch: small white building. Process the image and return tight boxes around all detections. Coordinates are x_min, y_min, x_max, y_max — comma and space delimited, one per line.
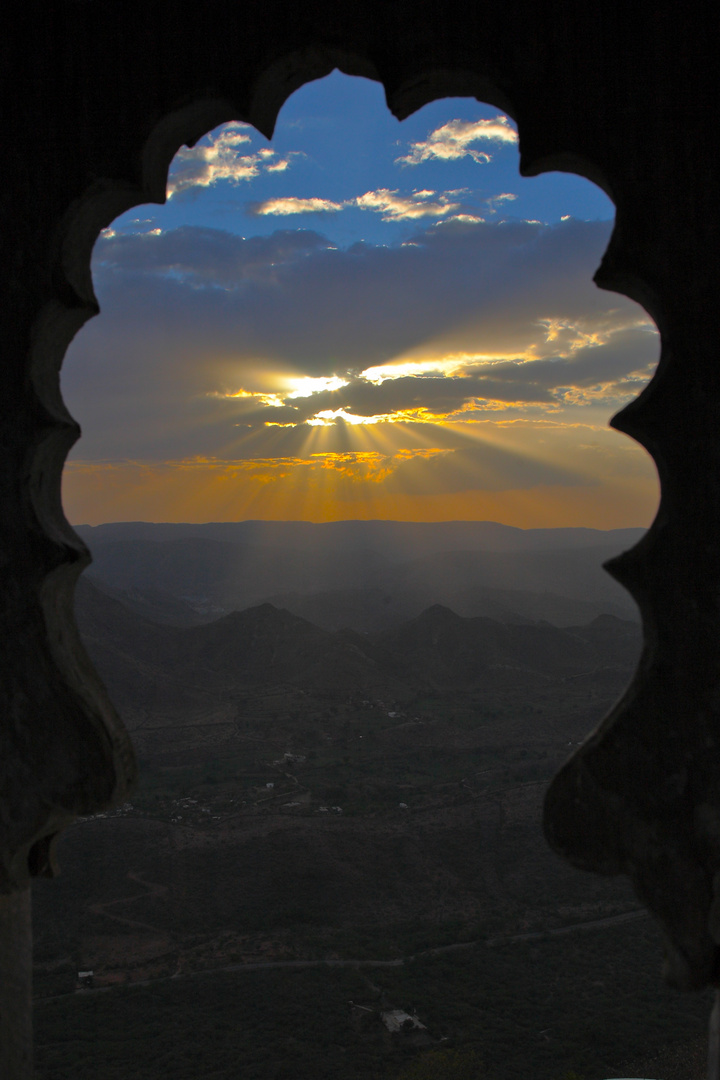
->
380, 1009, 426, 1034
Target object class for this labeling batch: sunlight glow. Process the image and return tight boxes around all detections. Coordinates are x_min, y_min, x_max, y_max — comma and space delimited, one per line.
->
212, 388, 288, 408
307, 410, 381, 426
286, 375, 350, 398
359, 353, 533, 384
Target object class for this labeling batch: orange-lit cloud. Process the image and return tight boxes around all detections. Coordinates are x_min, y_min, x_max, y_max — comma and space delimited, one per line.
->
63, 429, 658, 529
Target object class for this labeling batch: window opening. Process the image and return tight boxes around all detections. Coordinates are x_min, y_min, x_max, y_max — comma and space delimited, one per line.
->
33, 71, 698, 1080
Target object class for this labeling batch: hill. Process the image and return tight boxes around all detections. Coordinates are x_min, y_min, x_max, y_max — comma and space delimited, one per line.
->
375, 604, 628, 688
75, 579, 640, 732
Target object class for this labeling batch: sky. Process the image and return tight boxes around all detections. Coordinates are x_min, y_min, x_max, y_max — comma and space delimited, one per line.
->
61, 71, 660, 528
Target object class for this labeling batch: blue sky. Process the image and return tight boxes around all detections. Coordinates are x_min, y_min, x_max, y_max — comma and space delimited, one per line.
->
61, 71, 659, 527
113, 72, 614, 247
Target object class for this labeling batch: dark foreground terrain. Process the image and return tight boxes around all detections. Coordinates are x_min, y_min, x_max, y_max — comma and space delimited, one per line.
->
31, 524, 711, 1078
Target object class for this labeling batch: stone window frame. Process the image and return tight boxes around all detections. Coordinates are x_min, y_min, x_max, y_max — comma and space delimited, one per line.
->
1, 22, 717, 1077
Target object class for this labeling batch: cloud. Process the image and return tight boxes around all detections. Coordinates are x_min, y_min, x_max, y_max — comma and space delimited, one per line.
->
249, 188, 468, 222
484, 193, 518, 215
249, 197, 345, 216
63, 443, 583, 504
167, 123, 301, 197
443, 214, 486, 225
396, 117, 518, 166
353, 189, 462, 220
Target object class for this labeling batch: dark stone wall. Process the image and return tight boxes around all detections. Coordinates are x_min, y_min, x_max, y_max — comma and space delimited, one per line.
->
1, 8, 719, 1060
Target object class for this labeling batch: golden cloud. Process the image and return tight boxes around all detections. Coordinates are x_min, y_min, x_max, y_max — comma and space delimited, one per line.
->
251, 196, 345, 215
249, 188, 470, 222
353, 189, 462, 220
167, 123, 301, 197
396, 117, 518, 166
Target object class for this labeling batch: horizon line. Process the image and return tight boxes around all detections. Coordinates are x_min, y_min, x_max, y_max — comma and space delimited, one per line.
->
72, 518, 648, 531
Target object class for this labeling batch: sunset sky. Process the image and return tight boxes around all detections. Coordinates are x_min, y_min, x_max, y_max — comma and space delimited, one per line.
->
61, 71, 660, 527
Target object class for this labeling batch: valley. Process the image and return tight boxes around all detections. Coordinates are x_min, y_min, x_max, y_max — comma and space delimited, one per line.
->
32, 522, 709, 1080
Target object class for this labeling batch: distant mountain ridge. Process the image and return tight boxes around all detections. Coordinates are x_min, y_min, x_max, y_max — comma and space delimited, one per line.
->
76, 520, 642, 629
75, 519, 645, 557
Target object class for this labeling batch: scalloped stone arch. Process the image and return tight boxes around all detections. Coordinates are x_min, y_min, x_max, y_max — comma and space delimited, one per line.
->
2, 7, 717, 1077
25, 51, 625, 884
21, 55, 550, 892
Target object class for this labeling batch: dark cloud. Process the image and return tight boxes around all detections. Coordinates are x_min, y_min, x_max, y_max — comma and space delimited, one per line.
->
88, 217, 628, 374
231, 335, 655, 428
472, 334, 656, 392
96, 226, 332, 287
63, 217, 658, 464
